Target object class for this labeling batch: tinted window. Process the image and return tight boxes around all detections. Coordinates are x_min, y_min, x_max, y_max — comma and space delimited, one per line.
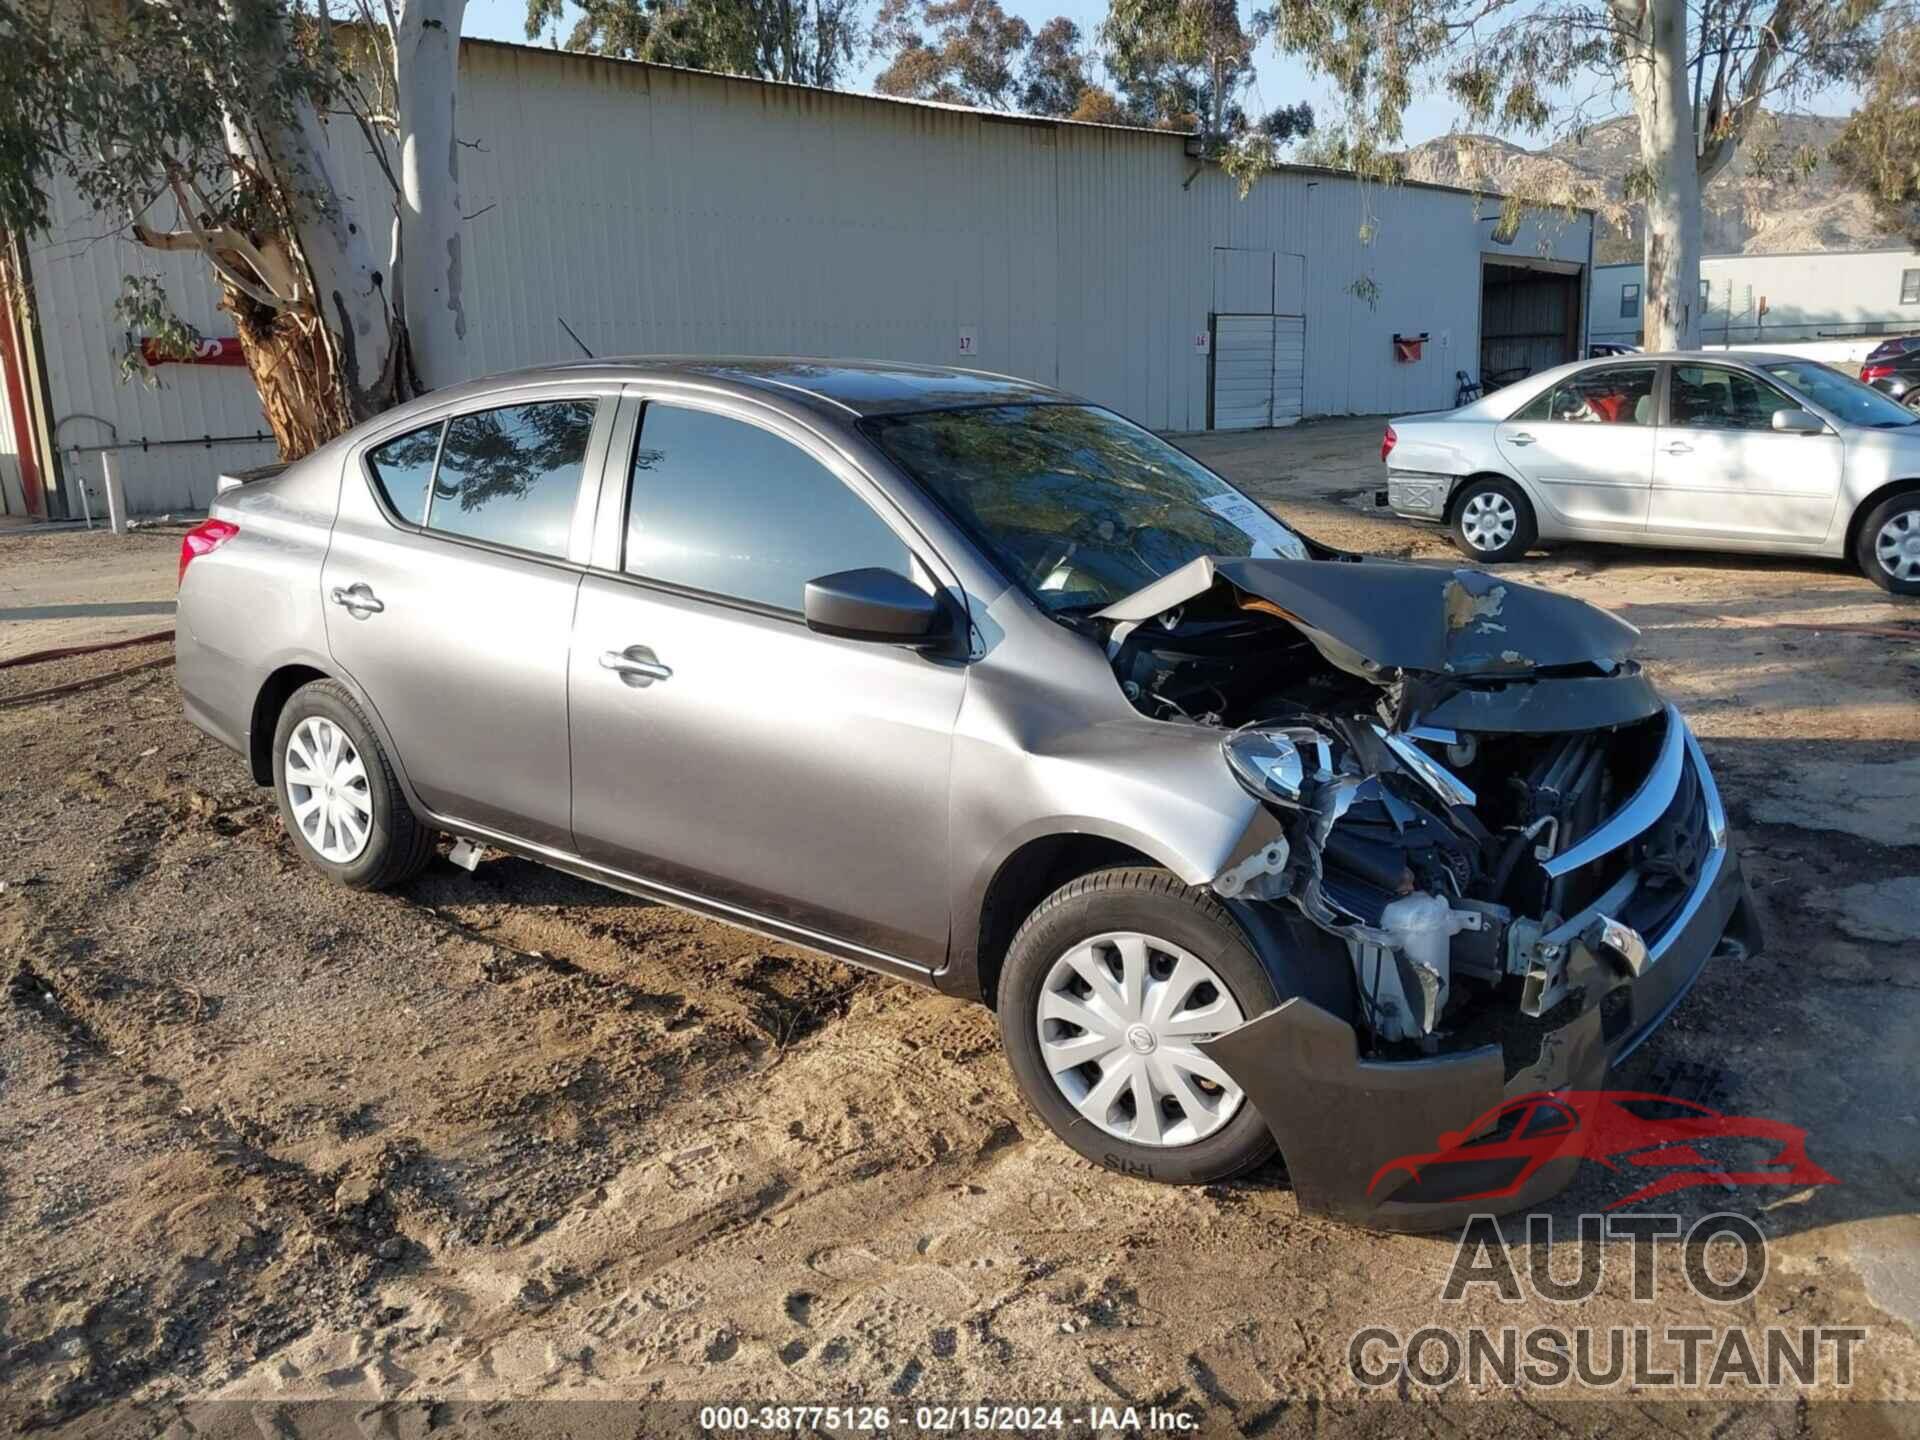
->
1670, 364, 1794, 432
427, 401, 596, 558
863, 403, 1307, 615
624, 404, 911, 612
367, 421, 442, 525
1619, 283, 1640, 318
1514, 365, 1657, 425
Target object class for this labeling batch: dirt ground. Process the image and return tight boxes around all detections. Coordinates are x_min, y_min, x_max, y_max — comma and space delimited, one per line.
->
3, 419, 1918, 1437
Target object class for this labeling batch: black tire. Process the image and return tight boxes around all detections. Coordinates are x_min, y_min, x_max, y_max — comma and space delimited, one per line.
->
1855, 491, 1920, 597
996, 868, 1281, 1186
1447, 475, 1538, 564
270, 678, 436, 889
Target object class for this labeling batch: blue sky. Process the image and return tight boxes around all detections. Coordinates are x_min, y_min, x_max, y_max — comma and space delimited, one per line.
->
461, 0, 1520, 145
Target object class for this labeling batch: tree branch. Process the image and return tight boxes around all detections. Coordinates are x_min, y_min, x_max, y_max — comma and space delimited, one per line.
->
1697, 0, 1797, 181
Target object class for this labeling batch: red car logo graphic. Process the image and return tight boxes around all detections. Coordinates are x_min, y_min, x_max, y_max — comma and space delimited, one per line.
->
1368, 1091, 1838, 1209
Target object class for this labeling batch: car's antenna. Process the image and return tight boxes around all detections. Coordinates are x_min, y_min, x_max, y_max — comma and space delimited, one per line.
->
558, 316, 594, 359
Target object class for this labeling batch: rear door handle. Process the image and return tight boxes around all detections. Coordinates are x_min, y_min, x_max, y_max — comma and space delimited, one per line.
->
1663, 442, 1694, 455
600, 644, 672, 687
1507, 432, 1536, 446
330, 583, 385, 616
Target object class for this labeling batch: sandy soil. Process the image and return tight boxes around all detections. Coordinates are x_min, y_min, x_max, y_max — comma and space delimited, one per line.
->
2, 427, 1918, 1436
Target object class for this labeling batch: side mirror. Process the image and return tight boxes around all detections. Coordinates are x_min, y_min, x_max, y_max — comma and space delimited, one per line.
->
803, 567, 951, 648
1772, 408, 1825, 435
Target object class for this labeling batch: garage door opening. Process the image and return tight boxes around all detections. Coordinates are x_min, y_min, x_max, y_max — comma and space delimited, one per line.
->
1479, 259, 1583, 391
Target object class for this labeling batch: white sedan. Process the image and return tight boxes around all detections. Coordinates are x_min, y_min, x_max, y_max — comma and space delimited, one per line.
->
1381, 351, 1920, 595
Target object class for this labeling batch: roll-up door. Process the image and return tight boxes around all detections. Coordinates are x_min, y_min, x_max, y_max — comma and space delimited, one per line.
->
1212, 315, 1276, 430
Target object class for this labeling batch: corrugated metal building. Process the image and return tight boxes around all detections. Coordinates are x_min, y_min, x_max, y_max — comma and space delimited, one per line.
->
2, 39, 1594, 518
1594, 248, 1920, 346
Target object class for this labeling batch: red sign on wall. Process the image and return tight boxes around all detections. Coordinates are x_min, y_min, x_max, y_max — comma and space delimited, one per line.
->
141, 336, 247, 367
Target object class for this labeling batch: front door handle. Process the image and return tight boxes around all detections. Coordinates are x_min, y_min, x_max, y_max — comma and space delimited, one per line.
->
1507, 432, 1536, 446
1663, 442, 1694, 455
330, 583, 385, 616
600, 644, 673, 688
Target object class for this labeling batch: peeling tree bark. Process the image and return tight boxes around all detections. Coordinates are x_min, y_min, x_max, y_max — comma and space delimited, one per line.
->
394, 0, 468, 390
1624, 0, 1704, 350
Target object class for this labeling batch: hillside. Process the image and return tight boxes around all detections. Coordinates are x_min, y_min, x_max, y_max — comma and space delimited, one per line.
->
1403, 113, 1897, 262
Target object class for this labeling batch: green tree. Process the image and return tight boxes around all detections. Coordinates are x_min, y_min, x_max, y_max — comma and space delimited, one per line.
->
1104, 0, 1311, 144
0, 0, 471, 458
872, 0, 1098, 114
1832, 10, 1920, 244
530, 0, 864, 86
1253, 0, 1888, 347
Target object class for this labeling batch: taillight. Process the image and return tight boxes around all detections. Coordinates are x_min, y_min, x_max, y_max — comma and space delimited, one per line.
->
1861, 363, 1892, 383
1381, 425, 1398, 463
179, 518, 239, 586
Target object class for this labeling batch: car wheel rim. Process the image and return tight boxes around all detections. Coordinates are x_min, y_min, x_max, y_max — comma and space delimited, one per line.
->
1875, 509, 1920, 583
1460, 492, 1518, 552
1035, 932, 1248, 1148
285, 716, 373, 864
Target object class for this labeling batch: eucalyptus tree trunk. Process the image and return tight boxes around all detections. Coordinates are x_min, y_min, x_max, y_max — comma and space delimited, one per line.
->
1625, 0, 1703, 350
393, 0, 469, 389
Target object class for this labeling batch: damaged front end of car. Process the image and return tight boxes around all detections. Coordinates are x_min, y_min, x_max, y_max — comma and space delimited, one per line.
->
1093, 556, 1761, 1231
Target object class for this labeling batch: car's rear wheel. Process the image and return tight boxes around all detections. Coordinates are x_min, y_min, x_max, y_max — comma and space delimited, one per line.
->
997, 868, 1280, 1185
271, 679, 436, 888
1859, 492, 1920, 597
1448, 476, 1537, 563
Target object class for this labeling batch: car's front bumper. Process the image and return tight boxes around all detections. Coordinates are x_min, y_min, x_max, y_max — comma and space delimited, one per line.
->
1201, 736, 1760, 1232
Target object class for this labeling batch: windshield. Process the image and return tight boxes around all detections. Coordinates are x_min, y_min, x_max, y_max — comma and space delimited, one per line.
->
863, 403, 1308, 613
1761, 360, 1918, 429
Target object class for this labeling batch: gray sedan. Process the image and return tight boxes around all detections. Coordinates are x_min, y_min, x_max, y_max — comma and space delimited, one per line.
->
175, 358, 1755, 1228
1383, 351, 1920, 594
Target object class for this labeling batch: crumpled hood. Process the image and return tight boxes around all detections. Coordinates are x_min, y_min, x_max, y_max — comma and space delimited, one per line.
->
1095, 555, 1639, 677
1095, 556, 1659, 732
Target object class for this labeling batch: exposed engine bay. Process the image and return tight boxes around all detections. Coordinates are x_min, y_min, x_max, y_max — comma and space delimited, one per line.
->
1092, 556, 1706, 1057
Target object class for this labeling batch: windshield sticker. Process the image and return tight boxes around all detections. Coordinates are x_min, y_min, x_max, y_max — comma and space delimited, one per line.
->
1202, 493, 1308, 559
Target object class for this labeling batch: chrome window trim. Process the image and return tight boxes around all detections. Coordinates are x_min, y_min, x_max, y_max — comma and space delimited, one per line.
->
1541, 704, 1686, 878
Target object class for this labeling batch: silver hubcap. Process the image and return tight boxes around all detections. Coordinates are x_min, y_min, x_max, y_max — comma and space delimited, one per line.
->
1874, 509, 1920, 582
1035, 932, 1248, 1148
1460, 491, 1519, 552
285, 716, 373, 863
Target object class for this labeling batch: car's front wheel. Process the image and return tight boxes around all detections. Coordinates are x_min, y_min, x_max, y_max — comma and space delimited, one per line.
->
1858, 491, 1920, 597
1448, 476, 1537, 563
271, 678, 436, 888
997, 868, 1281, 1185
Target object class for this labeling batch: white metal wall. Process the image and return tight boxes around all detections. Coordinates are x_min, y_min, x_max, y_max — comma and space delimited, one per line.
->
25, 41, 1593, 513
0, 346, 22, 515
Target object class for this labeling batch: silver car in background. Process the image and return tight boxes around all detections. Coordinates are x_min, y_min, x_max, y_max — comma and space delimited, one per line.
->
1382, 351, 1920, 594
176, 358, 1756, 1230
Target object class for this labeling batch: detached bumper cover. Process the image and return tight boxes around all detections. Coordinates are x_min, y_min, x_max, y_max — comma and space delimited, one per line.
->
1201, 838, 1759, 1233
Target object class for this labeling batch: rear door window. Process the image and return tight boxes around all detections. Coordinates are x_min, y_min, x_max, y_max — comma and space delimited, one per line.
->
1514, 366, 1658, 425
366, 421, 443, 525
623, 402, 912, 613
426, 400, 597, 558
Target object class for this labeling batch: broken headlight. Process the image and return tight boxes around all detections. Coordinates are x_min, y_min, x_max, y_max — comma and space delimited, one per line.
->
1223, 724, 1338, 806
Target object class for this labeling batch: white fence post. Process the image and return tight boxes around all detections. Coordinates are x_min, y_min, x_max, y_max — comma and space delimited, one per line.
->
102, 450, 128, 534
